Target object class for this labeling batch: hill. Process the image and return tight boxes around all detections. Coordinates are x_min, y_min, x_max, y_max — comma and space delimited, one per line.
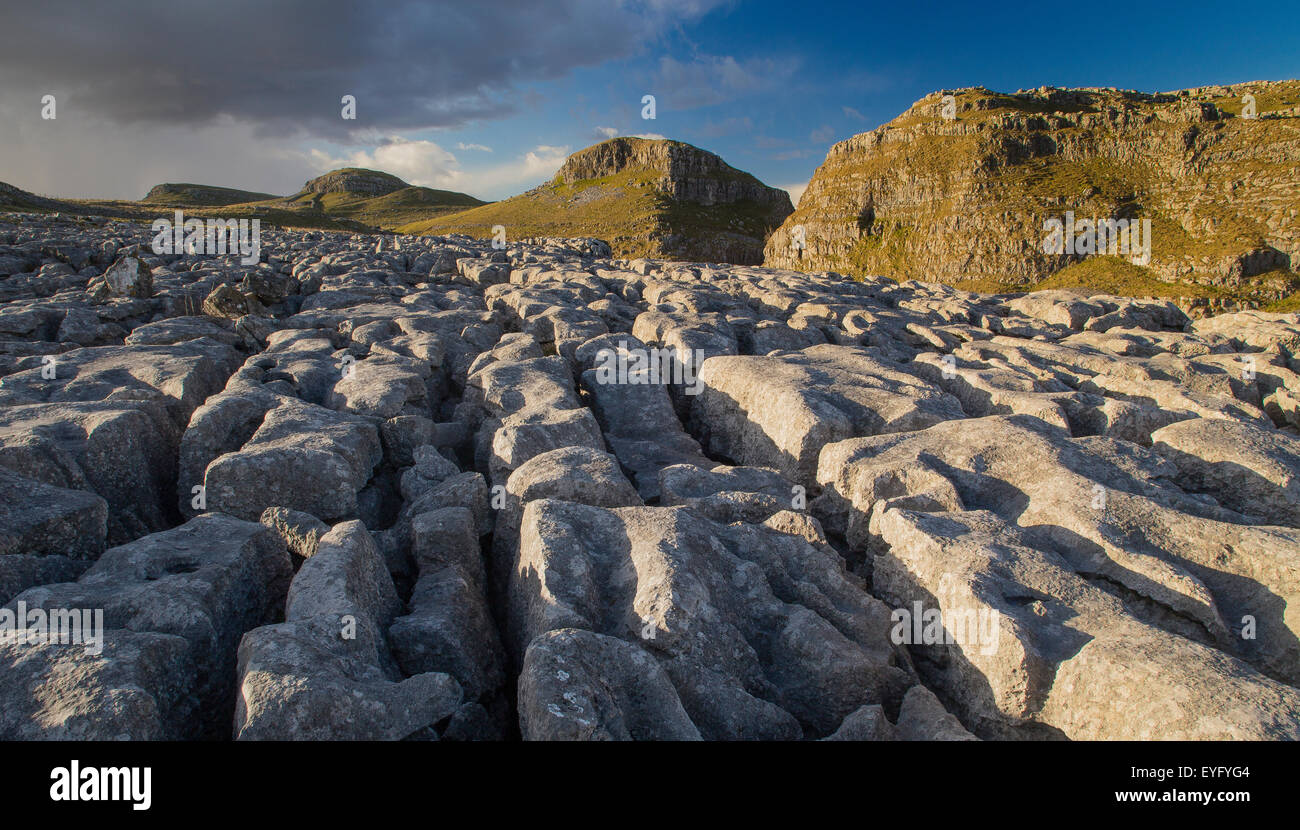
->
142, 183, 279, 206
0, 168, 487, 234
278, 169, 486, 228
0, 181, 73, 213
764, 81, 1300, 312
402, 138, 793, 264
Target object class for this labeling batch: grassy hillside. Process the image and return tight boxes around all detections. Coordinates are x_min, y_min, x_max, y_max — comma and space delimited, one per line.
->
280, 185, 485, 229
142, 183, 278, 206
403, 138, 793, 263
399, 167, 666, 252
0, 168, 487, 234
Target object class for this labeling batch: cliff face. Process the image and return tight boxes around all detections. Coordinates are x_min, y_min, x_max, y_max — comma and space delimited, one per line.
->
558, 138, 792, 208
765, 82, 1300, 307
410, 138, 793, 264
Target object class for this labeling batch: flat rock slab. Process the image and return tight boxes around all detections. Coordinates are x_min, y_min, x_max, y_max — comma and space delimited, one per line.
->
692, 344, 964, 483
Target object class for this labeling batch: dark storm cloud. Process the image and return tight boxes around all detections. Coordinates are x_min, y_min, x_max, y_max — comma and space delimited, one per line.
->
1, 0, 723, 136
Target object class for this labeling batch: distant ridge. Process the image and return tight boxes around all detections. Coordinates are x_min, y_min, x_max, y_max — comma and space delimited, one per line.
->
278, 168, 487, 228
142, 183, 278, 206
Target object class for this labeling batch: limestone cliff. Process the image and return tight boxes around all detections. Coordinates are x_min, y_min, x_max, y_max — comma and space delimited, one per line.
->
765, 81, 1300, 310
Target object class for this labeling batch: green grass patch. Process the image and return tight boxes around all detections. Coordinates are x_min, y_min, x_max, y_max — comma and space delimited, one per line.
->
953, 256, 1223, 299
141, 183, 278, 206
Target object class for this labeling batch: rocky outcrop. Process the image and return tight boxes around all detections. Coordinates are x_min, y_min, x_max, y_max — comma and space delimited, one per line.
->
765, 81, 1300, 309
300, 168, 410, 198
557, 138, 791, 208
407, 138, 794, 265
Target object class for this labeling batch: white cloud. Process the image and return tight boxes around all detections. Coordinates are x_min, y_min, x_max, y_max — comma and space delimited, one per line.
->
594, 126, 619, 138
0, 1, 736, 198
528, 146, 570, 167
842, 106, 867, 121
780, 181, 809, 207
457, 142, 493, 152
307, 139, 571, 201
630, 133, 667, 140
310, 137, 467, 190
468, 144, 572, 199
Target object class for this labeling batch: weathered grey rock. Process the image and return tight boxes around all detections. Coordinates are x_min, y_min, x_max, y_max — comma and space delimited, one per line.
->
0, 514, 291, 739
456, 259, 511, 288
202, 284, 250, 319
489, 407, 606, 482
1192, 311, 1300, 353
399, 444, 462, 503
822, 685, 978, 741
2, 213, 1297, 743
200, 396, 382, 522
490, 446, 641, 568
390, 565, 505, 703
893, 685, 980, 741
259, 506, 329, 559
817, 414, 1300, 686
410, 507, 482, 586
659, 463, 793, 507
236, 520, 463, 740
380, 415, 435, 466
1152, 418, 1300, 526
0, 554, 89, 605
468, 354, 608, 481
326, 354, 431, 419
285, 521, 401, 628
508, 499, 911, 739
871, 507, 1300, 739
1006, 290, 1107, 331
579, 335, 711, 500
56, 307, 121, 346
124, 316, 240, 347
0, 630, 196, 740
0, 339, 239, 543
693, 345, 964, 483
822, 704, 894, 741
234, 614, 462, 741
0, 467, 107, 558
95, 255, 153, 299
518, 628, 701, 741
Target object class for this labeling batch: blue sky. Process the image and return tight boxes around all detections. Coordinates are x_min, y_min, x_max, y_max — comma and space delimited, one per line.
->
3, 0, 1297, 203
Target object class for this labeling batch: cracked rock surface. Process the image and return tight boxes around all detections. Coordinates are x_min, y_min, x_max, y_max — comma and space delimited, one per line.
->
2, 211, 1299, 740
